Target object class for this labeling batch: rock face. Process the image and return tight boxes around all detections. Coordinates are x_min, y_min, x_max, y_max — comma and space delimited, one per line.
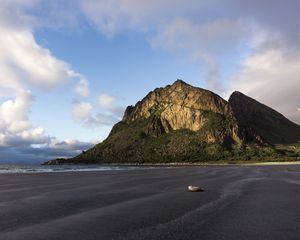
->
229, 91, 300, 144
123, 80, 242, 143
45, 80, 300, 164
124, 80, 230, 131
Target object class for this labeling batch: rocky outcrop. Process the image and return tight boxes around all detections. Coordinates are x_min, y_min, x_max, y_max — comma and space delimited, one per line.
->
123, 80, 243, 143
45, 80, 300, 164
229, 91, 300, 144
125, 80, 230, 130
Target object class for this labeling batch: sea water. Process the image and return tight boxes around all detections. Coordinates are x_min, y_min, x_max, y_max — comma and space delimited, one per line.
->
0, 164, 142, 174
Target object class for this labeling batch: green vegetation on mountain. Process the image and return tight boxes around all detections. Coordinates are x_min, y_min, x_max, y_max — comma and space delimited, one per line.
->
45, 80, 300, 164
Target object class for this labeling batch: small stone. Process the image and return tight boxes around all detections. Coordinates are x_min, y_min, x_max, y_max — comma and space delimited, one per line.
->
187, 185, 204, 192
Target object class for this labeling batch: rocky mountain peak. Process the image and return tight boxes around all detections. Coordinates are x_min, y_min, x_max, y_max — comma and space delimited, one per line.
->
229, 90, 300, 143
172, 79, 189, 87
229, 90, 288, 124
45, 80, 300, 165
122, 79, 241, 143
230, 91, 243, 97
124, 80, 231, 121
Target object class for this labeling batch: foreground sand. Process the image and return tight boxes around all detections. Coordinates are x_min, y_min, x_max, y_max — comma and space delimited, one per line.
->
0, 165, 300, 240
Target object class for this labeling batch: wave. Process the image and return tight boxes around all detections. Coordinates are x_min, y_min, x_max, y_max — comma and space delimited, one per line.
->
0, 164, 143, 174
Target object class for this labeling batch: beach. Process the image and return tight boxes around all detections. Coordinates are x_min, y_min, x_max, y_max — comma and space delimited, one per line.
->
0, 165, 300, 240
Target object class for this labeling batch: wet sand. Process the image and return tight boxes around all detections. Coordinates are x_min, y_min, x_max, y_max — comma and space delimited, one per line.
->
0, 165, 300, 240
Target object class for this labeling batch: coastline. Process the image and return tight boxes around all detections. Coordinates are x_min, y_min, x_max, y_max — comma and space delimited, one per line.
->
45, 160, 300, 167
112, 160, 300, 166
2, 160, 300, 175
1, 165, 300, 239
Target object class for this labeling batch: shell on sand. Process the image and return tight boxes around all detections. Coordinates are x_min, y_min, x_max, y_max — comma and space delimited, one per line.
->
187, 185, 203, 192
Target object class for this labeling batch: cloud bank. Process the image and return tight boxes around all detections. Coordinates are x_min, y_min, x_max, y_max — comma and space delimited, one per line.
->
0, 0, 93, 163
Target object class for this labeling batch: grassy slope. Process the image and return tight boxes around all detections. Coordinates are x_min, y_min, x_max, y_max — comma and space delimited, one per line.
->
46, 90, 300, 165
69, 112, 300, 164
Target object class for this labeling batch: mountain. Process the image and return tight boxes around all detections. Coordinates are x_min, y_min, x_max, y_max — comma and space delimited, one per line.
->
46, 80, 300, 164
123, 80, 242, 143
229, 91, 300, 144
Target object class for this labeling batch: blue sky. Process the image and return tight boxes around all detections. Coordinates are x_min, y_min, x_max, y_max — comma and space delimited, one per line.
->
0, 0, 300, 163
32, 28, 204, 141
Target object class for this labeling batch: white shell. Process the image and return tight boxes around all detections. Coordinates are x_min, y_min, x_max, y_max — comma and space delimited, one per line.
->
188, 185, 203, 192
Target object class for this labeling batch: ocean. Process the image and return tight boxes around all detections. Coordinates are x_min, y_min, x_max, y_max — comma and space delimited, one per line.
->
0, 164, 142, 174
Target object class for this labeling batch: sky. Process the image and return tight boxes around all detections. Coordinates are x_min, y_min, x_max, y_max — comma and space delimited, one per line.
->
0, 0, 300, 163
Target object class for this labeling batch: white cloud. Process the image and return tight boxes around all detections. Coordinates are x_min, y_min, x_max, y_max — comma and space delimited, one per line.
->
47, 138, 93, 152
151, 18, 247, 91
0, 26, 74, 91
0, 89, 50, 148
84, 112, 120, 128
72, 99, 122, 128
226, 45, 300, 124
72, 101, 92, 121
0, 100, 94, 161
0, 129, 49, 148
0, 0, 95, 162
96, 93, 125, 120
75, 78, 90, 97
80, 0, 211, 36
152, 18, 245, 55
22, 127, 45, 140
0, 90, 32, 133
97, 94, 116, 109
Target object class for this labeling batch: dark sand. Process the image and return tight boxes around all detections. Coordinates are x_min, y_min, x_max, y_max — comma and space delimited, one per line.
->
0, 165, 300, 240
